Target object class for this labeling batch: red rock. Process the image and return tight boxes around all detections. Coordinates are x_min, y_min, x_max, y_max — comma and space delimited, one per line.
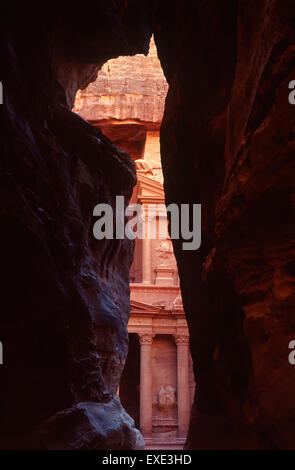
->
74, 37, 168, 124
1, 0, 295, 451
0, 0, 151, 450
155, 0, 295, 449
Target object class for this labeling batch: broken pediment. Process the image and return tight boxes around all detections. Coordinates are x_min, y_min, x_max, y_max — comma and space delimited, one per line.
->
130, 299, 168, 315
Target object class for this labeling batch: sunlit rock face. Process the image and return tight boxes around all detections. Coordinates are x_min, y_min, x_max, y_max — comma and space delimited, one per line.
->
0, 1, 150, 450
74, 37, 168, 123
154, 0, 295, 449
74, 36, 168, 170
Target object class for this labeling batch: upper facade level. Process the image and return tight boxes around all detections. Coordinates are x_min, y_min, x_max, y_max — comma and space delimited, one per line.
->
74, 37, 168, 125
74, 36, 182, 314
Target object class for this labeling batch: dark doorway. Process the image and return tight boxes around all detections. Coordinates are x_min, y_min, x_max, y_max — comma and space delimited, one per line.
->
119, 333, 140, 428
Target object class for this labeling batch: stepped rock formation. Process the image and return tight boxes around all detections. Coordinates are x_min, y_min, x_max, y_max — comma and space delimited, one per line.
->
0, 0, 295, 450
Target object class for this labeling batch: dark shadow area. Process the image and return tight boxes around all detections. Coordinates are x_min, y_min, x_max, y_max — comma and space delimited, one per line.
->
120, 333, 140, 429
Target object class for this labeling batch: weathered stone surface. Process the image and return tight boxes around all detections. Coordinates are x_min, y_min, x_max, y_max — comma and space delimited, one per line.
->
0, 0, 151, 450
93, 121, 147, 160
155, 0, 295, 449
74, 37, 168, 123
1, 0, 295, 451
38, 397, 144, 450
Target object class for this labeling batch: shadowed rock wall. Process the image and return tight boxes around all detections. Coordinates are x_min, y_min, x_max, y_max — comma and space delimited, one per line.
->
154, 0, 295, 449
0, 0, 152, 449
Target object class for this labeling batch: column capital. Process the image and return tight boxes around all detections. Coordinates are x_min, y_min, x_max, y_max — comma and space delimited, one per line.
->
138, 332, 155, 344
174, 334, 189, 345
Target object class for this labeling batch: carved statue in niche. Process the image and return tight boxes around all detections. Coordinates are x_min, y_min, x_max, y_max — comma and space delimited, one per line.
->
156, 240, 174, 266
156, 385, 177, 410
172, 293, 183, 310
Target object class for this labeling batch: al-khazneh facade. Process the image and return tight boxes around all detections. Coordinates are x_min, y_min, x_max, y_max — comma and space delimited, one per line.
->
74, 37, 195, 449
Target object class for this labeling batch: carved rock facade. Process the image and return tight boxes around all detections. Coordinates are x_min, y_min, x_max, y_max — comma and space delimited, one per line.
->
1, 0, 295, 451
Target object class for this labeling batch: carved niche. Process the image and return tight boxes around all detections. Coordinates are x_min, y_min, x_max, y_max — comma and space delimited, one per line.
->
156, 385, 177, 410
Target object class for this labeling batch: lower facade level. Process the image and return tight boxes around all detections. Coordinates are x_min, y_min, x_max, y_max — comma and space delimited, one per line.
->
119, 300, 195, 449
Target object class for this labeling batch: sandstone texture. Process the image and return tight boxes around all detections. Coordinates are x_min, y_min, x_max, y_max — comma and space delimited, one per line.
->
74, 37, 168, 124
154, 0, 295, 449
38, 397, 144, 450
0, 1, 151, 449
0, 0, 295, 451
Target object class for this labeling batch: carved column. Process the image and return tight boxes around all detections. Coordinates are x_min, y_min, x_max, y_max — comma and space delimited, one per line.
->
139, 333, 154, 438
142, 237, 152, 284
175, 334, 190, 438
142, 211, 152, 284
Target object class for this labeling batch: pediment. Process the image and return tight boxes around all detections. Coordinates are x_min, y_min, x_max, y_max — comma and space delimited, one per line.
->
131, 299, 167, 314
136, 173, 165, 201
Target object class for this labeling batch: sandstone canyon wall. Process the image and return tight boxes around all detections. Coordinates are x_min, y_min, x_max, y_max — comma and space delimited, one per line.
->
0, 0, 295, 450
73, 36, 168, 178
154, 0, 295, 449
74, 37, 168, 123
0, 1, 152, 449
